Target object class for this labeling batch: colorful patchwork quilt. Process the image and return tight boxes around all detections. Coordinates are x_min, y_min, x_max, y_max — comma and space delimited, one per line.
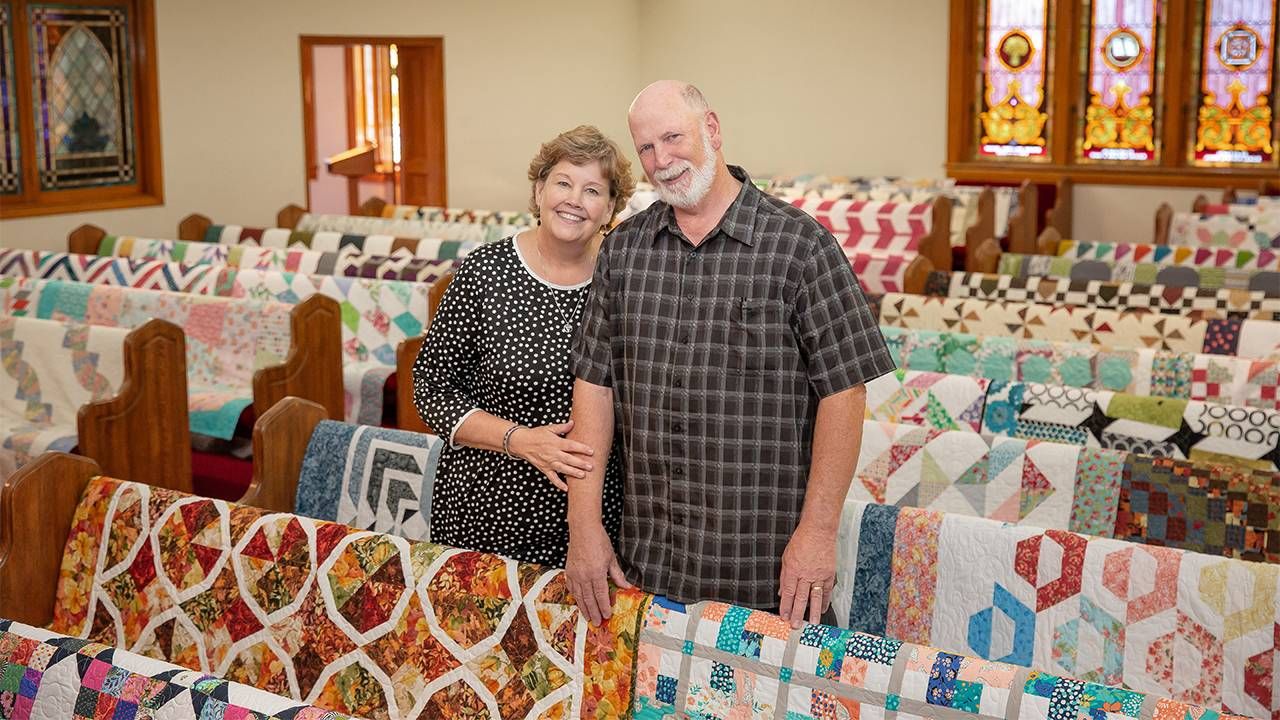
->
848, 251, 911, 294
51, 476, 646, 719
99, 236, 466, 272
980, 381, 1280, 469
0, 315, 127, 479
1, 251, 439, 424
295, 213, 523, 243
1116, 454, 1280, 563
1055, 240, 1280, 271
1169, 211, 1280, 250
8, 279, 292, 440
0, 620, 350, 719
997, 252, 1280, 293
293, 420, 444, 541
834, 501, 1280, 716
934, 272, 1280, 320
882, 326, 1280, 410
866, 370, 989, 432
379, 204, 536, 227
878, 293, 1280, 360
851, 419, 1123, 538
789, 199, 933, 255
631, 597, 1246, 720
205, 225, 479, 260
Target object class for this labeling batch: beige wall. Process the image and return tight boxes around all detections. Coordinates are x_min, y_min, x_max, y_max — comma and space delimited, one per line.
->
0, 0, 1225, 250
636, 0, 949, 180
1, 0, 642, 250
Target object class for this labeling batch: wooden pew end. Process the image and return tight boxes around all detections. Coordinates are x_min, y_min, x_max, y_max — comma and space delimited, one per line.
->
177, 213, 213, 242
1035, 227, 1063, 256
277, 204, 308, 230
1154, 202, 1173, 245
902, 255, 935, 296
0, 452, 100, 626
970, 238, 1003, 274
68, 224, 107, 256
240, 397, 327, 512
396, 336, 431, 433
359, 197, 389, 217
78, 319, 192, 493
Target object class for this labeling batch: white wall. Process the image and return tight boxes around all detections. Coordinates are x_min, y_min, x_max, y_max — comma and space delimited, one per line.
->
0, 0, 1232, 250
307, 44, 350, 215
1, 0, 642, 250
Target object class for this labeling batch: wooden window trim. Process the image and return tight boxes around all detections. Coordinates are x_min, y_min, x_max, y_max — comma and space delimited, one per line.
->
945, 0, 1280, 190
0, 0, 163, 219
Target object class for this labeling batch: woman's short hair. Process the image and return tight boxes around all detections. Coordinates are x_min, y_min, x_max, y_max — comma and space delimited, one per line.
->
527, 125, 635, 224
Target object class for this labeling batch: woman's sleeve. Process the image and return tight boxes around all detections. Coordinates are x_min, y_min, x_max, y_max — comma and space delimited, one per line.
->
412, 256, 484, 446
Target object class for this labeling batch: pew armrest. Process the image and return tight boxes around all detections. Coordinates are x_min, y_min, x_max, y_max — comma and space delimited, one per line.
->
241, 397, 327, 512
178, 213, 213, 242
253, 295, 345, 421
78, 319, 192, 493
396, 336, 432, 433
0, 453, 100, 626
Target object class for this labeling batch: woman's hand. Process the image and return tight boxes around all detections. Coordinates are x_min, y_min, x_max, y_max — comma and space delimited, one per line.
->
509, 420, 595, 490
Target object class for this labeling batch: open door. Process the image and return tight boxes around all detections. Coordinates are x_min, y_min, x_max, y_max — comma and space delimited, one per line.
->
300, 36, 447, 214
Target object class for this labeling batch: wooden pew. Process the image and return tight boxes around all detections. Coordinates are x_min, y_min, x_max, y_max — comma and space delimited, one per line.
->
78, 318, 193, 493
0, 452, 99, 625
359, 197, 388, 217
254, 294, 346, 421
238, 397, 329, 513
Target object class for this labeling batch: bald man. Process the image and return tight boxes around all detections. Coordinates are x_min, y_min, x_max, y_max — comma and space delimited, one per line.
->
564, 81, 894, 628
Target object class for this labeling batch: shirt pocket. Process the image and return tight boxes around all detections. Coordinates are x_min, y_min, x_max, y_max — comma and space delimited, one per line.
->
730, 297, 787, 375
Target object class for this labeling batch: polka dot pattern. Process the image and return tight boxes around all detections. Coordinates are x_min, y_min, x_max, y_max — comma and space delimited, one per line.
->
412, 237, 622, 567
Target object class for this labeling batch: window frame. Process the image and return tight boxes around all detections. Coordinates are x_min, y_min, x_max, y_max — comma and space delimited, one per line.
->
0, 0, 163, 219
946, 0, 1279, 189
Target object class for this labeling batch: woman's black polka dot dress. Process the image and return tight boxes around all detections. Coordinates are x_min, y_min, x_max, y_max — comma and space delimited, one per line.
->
412, 235, 623, 567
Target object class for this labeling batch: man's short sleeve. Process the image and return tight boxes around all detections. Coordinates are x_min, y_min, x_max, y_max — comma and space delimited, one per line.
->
794, 231, 897, 397
570, 239, 613, 387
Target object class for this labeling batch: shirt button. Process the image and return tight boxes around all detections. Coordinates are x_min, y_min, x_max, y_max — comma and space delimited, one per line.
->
674, 377, 684, 388
680, 334, 690, 344
673, 421, 684, 433
685, 292, 694, 301
673, 511, 684, 526
674, 466, 685, 476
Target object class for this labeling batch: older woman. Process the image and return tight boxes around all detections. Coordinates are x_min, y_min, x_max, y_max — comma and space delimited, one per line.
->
412, 126, 634, 566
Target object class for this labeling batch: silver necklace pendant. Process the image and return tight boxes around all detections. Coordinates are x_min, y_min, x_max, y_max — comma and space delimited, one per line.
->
562, 322, 573, 334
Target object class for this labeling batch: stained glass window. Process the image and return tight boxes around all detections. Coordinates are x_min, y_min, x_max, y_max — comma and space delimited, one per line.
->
29, 4, 136, 190
1078, 0, 1165, 162
977, 0, 1054, 160
1190, 0, 1278, 167
0, 4, 18, 195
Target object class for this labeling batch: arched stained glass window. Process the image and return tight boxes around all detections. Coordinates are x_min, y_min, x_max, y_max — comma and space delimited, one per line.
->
0, 4, 18, 195
1190, 0, 1278, 167
1077, 0, 1166, 162
976, 0, 1055, 160
30, 4, 136, 190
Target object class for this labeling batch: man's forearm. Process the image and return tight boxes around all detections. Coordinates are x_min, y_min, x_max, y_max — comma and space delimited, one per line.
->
799, 384, 866, 532
566, 378, 616, 530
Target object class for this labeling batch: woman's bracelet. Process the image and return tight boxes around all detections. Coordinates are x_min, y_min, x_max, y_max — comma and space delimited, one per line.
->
502, 423, 524, 458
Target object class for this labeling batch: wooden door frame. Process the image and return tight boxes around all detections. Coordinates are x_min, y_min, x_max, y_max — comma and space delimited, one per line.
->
299, 34, 447, 213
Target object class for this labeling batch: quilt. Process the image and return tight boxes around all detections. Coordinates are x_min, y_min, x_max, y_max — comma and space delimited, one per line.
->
882, 326, 1280, 410
295, 213, 523, 243
878, 293, 1280, 360
1055, 240, 1280, 271
293, 420, 444, 541
0, 248, 233, 294
21, 279, 292, 440
789, 199, 933, 254
0, 315, 127, 479
936, 272, 1280, 319
848, 251, 910, 295
1116, 454, 1280, 563
207, 225, 478, 260
0, 620, 350, 719
851, 419, 1123, 538
631, 597, 1245, 720
379, 204, 536, 227
1169, 211, 1280, 250
833, 501, 1280, 717
97, 237, 459, 279
996, 252, 1280, 293
51, 476, 646, 719
980, 381, 1280, 469
865, 370, 989, 432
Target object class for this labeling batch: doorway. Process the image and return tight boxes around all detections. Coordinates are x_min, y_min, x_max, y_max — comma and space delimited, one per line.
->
300, 35, 447, 215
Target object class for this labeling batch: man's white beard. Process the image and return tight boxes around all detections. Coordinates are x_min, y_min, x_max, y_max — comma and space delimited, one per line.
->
653, 130, 717, 209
